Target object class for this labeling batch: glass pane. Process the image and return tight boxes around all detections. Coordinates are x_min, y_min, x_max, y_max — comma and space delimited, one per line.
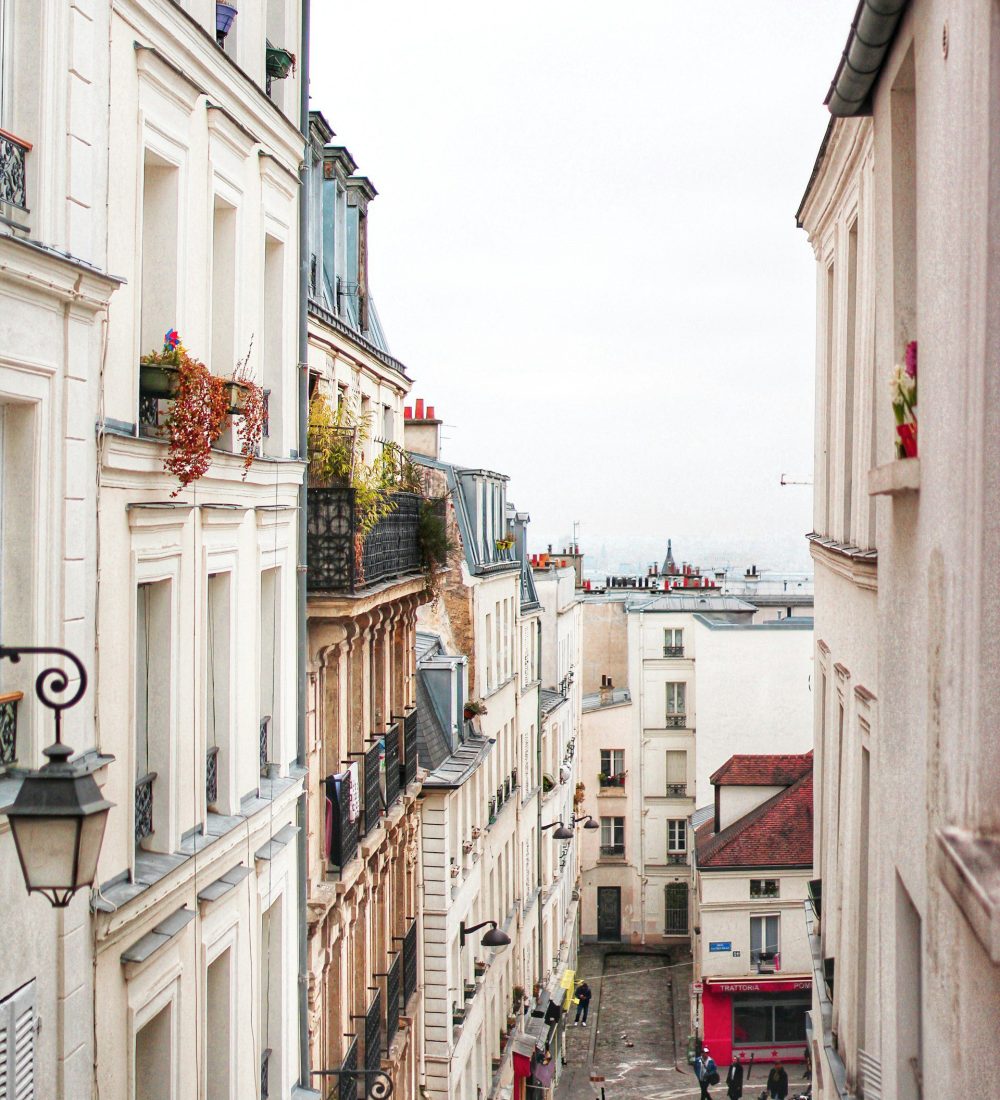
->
774, 1001, 809, 1042
733, 1003, 772, 1044
750, 918, 762, 954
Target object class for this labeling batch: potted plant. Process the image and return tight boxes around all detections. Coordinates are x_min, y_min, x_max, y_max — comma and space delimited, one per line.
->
474, 959, 487, 977
464, 699, 487, 721
265, 41, 296, 80
139, 329, 183, 398
532, 981, 541, 1000
542, 773, 554, 793
227, 340, 265, 476
891, 340, 918, 458
495, 536, 515, 553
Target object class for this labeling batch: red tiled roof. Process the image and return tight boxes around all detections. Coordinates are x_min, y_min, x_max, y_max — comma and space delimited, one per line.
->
709, 752, 813, 787
696, 773, 813, 870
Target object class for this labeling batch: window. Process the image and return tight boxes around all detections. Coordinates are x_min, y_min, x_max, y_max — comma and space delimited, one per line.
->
600, 749, 624, 776
135, 1001, 172, 1100
663, 628, 684, 657
485, 612, 494, 691
750, 879, 780, 899
206, 573, 232, 813
665, 883, 688, 935
0, 0, 10, 127
211, 198, 237, 376
667, 819, 687, 854
206, 950, 233, 1100
732, 992, 809, 1048
259, 568, 281, 771
600, 817, 625, 856
665, 750, 687, 795
140, 153, 179, 353
0, 979, 36, 1098
665, 682, 686, 725
750, 914, 780, 966
136, 580, 171, 851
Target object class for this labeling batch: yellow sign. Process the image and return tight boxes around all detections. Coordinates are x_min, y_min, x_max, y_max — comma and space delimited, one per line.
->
560, 968, 575, 1008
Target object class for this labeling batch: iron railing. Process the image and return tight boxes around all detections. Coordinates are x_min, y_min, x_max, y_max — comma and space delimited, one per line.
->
0, 129, 29, 211
363, 743, 381, 835
339, 1037, 359, 1100
599, 773, 626, 788
364, 991, 382, 1079
488, 797, 497, 824
384, 723, 400, 810
511, 767, 517, 789
385, 954, 401, 1049
664, 714, 686, 728
135, 773, 156, 847
402, 920, 418, 1007
665, 906, 689, 935
665, 783, 688, 797
261, 1048, 272, 1100
260, 714, 271, 771
327, 770, 359, 871
662, 646, 684, 657
307, 487, 422, 593
600, 843, 625, 858
666, 852, 687, 865
206, 746, 219, 806
0, 690, 22, 766
403, 708, 417, 787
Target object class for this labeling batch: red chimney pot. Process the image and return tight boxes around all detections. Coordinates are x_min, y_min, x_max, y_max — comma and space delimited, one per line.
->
415, 398, 425, 419
427, 405, 435, 419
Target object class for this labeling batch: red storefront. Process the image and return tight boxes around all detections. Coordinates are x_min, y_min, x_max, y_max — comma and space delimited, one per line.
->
702, 976, 812, 1066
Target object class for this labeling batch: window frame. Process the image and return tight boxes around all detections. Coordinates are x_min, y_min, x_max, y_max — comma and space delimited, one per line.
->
667, 819, 687, 853
750, 878, 780, 899
750, 913, 780, 964
665, 681, 686, 715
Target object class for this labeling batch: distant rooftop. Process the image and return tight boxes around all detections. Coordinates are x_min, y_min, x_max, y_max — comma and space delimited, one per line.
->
582, 687, 631, 712
710, 752, 813, 787
540, 688, 568, 717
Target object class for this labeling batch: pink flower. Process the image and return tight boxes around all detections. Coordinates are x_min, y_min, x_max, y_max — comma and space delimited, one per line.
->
905, 340, 917, 379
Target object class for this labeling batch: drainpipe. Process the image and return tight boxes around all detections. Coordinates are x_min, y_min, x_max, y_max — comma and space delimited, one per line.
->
637, 607, 646, 945
535, 617, 544, 981
296, 0, 312, 1089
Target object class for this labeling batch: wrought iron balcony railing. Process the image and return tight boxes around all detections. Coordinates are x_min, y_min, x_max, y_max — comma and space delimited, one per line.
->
0, 129, 30, 213
364, 990, 382, 1078
260, 1048, 272, 1100
363, 743, 381, 835
600, 843, 625, 858
326, 769, 359, 872
206, 746, 219, 806
259, 714, 271, 772
339, 1037, 359, 1100
135, 772, 156, 848
666, 852, 688, 865
402, 919, 418, 1007
384, 723, 400, 810
384, 953, 401, 1048
664, 714, 687, 728
662, 646, 684, 657
403, 707, 417, 788
0, 690, 23, 766
665, 783, 688, 797
307, 487, 423, 593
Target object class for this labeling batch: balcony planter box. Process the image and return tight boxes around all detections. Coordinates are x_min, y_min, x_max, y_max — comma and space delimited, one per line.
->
474, 960, 487, 977
216, 2, 237, 40
139, 361, 179, 399
223, 378, 250, 414
266, 45, 295, 80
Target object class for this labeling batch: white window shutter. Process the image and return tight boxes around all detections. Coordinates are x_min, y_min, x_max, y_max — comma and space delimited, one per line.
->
0, 980, 36, 1100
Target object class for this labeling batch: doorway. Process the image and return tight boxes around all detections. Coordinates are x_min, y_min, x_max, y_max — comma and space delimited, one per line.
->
597, 886, 621, 942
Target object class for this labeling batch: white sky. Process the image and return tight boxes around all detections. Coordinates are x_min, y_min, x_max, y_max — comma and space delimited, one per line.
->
310, 2, 858, 570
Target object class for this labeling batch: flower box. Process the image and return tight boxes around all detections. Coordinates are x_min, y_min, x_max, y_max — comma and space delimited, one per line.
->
266, 44, 295, 80
139, 361, 179, 399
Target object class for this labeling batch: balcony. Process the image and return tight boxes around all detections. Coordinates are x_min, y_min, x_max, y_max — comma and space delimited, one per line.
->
666, 852, 687, 866
401, 919, 418, 1007
808, 877, 822, 919
401, 707, 418, 788
206, 746, 219, 806
0, 128, 30, 226
363, 742, 381, 835
307, 487, 422, 594
384, 952, 401, 1049
664, 714, 687, 729
135, 772, 156, 848
665, 783, 688, 797
384, 722, 401, 810
259, 715, 271, 773
260, 1047, 272, 1100
600, 843, 625, 859
0, 690, 23, 767
662, 646, 684, 657
599, 772, 626, 789
364, 990, 381, 1079
327, 769, 359, 872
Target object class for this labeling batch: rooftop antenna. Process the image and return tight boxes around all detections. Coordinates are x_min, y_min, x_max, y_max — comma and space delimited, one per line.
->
572, 520, 580, 550
780, 474, 813, 486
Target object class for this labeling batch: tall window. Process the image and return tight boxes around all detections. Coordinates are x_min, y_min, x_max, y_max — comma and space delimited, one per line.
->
259, 569, 281, 771
140, 154, 179, 352
600, 817, 625, 856
663, 628, 683, 657
750, 914, 780, 965
667, 820, 687, 859
135, 1002, 172, 1100
211, 198, 237, 376
664, 883, 688, 935
600, 749, 624, 777
262, 236, 284, 457
0, 0, 10, 126
206, 950, 233, 1100
136, 581, 171, 850
665, 682, 686, 724
665, 750, 687, 795
485, 612, 494, 692
260, 897, 284, 1096
206, 573, 231, 812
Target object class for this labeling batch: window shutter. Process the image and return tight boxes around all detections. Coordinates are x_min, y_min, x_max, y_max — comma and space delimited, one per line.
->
0, 980, 36, 1100
666, 751, 686, 785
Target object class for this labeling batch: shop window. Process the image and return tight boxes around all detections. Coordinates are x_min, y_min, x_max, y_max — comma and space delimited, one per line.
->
732, 992, 809, 1048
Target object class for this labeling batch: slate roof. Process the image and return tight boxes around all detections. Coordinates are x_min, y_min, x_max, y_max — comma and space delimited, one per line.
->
415, 673, 452, 773
696, 773, 813, 870
540, 688, 567, 717
710, 752, 813, 787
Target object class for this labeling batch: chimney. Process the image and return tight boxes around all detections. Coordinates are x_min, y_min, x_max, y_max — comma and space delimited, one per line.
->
403, 397, 442, 460
344, 175, 378, 334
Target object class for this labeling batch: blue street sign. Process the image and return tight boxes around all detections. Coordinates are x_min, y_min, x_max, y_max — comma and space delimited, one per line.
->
709, 941, 732, 952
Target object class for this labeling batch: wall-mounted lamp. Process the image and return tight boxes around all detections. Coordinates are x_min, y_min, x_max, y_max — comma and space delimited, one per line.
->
572, 815, 600, 830
542, 820, 575, 841
460, 920, 511, 948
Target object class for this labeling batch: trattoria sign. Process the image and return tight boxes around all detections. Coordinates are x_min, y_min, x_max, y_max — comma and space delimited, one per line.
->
708, 979, 811, 994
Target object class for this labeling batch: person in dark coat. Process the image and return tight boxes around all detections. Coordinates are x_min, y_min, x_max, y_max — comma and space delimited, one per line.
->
695, 1049, 718, 1099
726, 1053, 744, 1099
573, 981, 592, 1025
766, 1062, 789, 1099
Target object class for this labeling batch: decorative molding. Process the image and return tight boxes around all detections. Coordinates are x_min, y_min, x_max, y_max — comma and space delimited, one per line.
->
807, 533, 878, 592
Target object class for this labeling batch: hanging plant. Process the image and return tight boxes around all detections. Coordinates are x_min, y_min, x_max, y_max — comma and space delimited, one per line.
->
144, 330, 227, 495
229, 339, 265, 477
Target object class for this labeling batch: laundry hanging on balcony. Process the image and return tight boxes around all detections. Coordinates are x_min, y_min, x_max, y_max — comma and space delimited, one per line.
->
347, 760, 360, 822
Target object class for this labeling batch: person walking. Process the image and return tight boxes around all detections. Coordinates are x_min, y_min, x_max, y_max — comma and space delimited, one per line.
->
573, 981, 592, 1026
726, 1053, 744, 1099
695, 1048, 719, 1099
766, 1061, 789, 1100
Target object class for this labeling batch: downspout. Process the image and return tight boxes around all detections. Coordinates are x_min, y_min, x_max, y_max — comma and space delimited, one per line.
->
535, 617, 544, 980
296, 0, 312, 1089
637, 606, 646, 945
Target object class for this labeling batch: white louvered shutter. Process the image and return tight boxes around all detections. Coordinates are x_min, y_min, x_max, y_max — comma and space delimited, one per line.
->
0, 981, 35, 1100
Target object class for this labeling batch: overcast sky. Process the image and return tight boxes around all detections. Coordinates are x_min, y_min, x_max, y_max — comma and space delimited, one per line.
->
310, 2, 857, 571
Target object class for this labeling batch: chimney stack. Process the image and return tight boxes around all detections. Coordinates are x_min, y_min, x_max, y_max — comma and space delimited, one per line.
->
403, 398, 443, 460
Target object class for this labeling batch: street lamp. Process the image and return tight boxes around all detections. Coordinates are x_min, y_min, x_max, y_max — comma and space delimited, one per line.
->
460, 920, 511, 948
0, 646, 112, 908
573, 815, 600, 830
542, 820, 575, 841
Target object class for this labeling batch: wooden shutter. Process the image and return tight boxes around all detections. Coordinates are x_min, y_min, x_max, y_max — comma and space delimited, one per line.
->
0, 980, 36, 1100
666, 751, 686, 785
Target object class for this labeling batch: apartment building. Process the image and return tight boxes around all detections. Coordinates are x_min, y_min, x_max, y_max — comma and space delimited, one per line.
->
578, 562, 813, 946
88, 2, 308, 1099
798, 2, 1000, 1097
691, 754, 813, 1066
301, 109, 426, 1100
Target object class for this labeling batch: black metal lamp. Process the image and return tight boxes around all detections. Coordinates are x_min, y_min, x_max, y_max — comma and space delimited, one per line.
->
460, 920, 511, 948
573, 815, 600, 830
0, 646, 112, 908
542, 820, 575, 841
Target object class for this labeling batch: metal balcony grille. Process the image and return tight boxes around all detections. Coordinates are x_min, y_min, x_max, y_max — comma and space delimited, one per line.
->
600, 843, 625, 857
0, 691, 22, 765
135, 772, 156, 847
307, 487, 423, 593
260, 1048, 271, 1100
488, 797, 497, 823
339, 1037, 359, 1100
364, 991, 382, 1079
259, 714, 271, 771
364, 743, 381, 835
511, 767, 517, 789
385, 954, 401, 1049
662, 646, 684, 657
666, 852, 687, 865
0, 130, 29, 210
384, 724, 400, 810
402, 920, 418, 1007
665, 783, 688, 797
206, 746, 219, 806
403, 708, 417, 787
327, 771, 359, 871
664, 714, 686, 728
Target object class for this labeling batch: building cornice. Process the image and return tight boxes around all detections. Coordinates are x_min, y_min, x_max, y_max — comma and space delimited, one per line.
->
807, 532, 878, 592
308, 300, 412, 383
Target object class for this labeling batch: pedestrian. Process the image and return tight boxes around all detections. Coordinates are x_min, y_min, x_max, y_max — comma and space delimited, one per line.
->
695, 1048, 719, 1099
573, 980, 592, 1026
766, 1061, 789, 1100
727, 1052, 745, 1099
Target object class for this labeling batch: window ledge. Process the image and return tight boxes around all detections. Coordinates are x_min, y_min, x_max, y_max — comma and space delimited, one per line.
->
936, 826, 1000, 962
868, 457, 920, 496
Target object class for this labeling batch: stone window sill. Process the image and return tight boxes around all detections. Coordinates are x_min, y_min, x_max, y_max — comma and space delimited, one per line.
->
868, 458, 920, 496
936, 826, 1000, 962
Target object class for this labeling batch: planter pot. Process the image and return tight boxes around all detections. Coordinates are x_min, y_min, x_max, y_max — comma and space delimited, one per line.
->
139, 362, 179, 399
266, 45, 295, 80
896, 421, 918, 458
223, 378, 249, 414
216, 2, 237, 40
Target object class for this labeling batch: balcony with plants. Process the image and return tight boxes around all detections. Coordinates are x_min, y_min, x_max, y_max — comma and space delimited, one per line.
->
306, 393, 448, 594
